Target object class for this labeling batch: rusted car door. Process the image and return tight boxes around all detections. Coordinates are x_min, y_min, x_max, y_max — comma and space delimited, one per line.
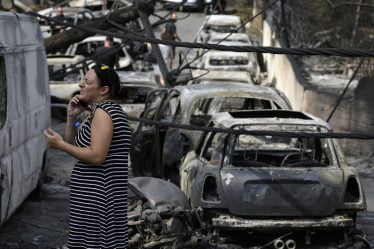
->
131, 89, 168, 178
154, 90, 181, 180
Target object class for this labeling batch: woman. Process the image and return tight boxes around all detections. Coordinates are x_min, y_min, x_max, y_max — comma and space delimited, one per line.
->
44, 65, 131, 248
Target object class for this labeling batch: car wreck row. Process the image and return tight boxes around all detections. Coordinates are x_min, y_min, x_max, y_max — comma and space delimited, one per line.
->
128, 110, 367, 249
128, 79, 367, 248
40, 10, 369, 248
131, 82, 292, 180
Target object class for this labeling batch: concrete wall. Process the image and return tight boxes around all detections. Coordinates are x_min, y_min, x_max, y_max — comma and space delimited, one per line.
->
303, 78, 374, 156
262, 20, 374, 156
263, 21, 307, 111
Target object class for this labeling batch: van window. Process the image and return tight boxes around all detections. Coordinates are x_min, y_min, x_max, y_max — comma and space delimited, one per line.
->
0, 56, 6, 128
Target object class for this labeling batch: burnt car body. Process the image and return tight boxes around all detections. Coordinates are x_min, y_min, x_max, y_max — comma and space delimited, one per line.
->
196, 14, 245, 44
207, 32, 252, 44
179, 110, 366, 246
116, 71, 158, 131
47, 55, 86, 102
160, 0, 204, 11
131, 83, 292, 183
189, 69, 254, 84
128, 177, 194, 249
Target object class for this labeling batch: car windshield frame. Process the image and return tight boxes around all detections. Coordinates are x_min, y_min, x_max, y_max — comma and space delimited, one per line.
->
117, 84, 155, 105
187, 96, 281, 127
223, 124, 339, 168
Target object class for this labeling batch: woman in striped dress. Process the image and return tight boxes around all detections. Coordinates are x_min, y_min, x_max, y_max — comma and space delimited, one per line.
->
44, 65, 131, 248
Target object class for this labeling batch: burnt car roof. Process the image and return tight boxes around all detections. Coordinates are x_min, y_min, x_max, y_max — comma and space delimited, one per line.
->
208, 33, 251, 43
212, 110, 331, 130
205, 15, 242, 26
204, 49, 250, 58
117, 71, 158, 86
190, 70, 252, 84
174, 83, 291, 109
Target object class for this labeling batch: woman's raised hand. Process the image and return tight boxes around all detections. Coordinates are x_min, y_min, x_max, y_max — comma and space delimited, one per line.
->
67, 95, 85, 119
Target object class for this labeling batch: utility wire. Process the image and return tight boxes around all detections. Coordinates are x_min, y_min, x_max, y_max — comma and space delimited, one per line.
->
30, 11, 374, 57
177, 0, 224, 71
326, 56, 367, 122
127, 115, 374, 139
179, 0, 280, 72
150, 0, 188, 27
151, 11, 191, 27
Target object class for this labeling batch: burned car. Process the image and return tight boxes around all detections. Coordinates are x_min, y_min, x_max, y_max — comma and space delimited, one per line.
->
199, 41, 261, 83
131, 83, 292, 183
116, 71, 159, 131
189, 69, 254, 84
47, 55, 87, 102
207, 32, 252, 45
179, 110, 367, 247
65, 35, 132, 70
37, 7, 98, 38
160, 0, 204, 11
128, 177, 195, 249
196, 14, 245, 43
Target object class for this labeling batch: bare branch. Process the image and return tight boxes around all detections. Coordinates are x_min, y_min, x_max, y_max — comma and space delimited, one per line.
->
44, 1, 155, 53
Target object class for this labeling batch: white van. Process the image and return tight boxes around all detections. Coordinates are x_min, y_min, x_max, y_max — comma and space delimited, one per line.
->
0, 11, 50, 227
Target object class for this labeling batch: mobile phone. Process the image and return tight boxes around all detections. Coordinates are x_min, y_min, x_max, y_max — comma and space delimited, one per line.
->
79, 99, 89, 109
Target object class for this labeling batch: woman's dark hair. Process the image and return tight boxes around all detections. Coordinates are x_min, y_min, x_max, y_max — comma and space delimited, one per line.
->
91, 64, 121, 99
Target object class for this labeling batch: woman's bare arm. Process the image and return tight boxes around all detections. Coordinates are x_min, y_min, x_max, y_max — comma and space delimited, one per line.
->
46, 108, 113, 166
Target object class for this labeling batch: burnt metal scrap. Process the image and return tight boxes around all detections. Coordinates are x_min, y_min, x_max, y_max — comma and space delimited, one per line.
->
128, 177, 204, 249
128, 177, 371, 249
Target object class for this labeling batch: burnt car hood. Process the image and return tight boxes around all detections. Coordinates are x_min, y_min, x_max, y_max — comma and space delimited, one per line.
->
119, 103, 144, 117
129, 177, 190, 213
219, 167, 343, 217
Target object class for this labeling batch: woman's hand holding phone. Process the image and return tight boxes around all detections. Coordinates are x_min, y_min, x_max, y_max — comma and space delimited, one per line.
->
67, 95, 86, 119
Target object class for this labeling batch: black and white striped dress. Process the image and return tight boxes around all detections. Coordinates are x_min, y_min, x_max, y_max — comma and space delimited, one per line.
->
68, 101, 131, 249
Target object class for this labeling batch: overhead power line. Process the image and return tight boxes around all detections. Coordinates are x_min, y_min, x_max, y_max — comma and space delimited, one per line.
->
127, 115, 374, 140
29, 12, 374, 57
326, 56, 367, 122
178, 0, 280, 73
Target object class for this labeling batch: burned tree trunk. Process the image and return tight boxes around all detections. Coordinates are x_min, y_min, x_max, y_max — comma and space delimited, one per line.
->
44, 1, 155, 53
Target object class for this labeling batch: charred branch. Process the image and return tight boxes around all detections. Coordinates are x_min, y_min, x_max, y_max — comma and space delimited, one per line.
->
44, 0, 155, 53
